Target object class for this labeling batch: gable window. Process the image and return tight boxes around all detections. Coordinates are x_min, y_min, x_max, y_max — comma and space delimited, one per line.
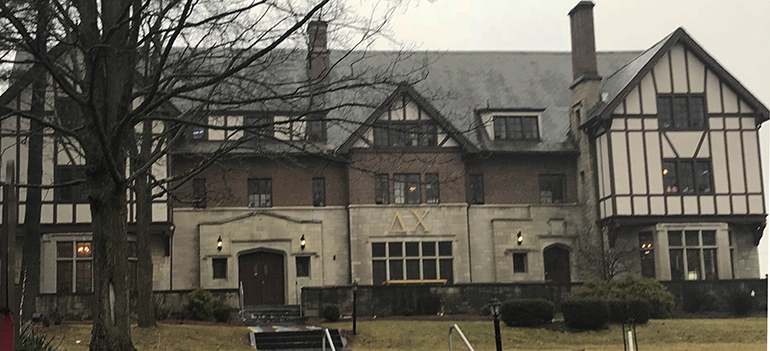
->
513, 253, 527, 273
668, 229, 718, 280
312, 178, 325, 207
639, 232, 655, 278
373, 121, 437, 147
469, 174, 484, 204
662, 159, 712, 194
306, 113, 327, 143
374, 174, 389, 204
657, 94, 706, 130
425, 173, 440, 204
394, 174, 420, 204
248, 178, 272, 207
539, 175, 566, 204
212, 258, 227, 279
244, 114, 274, 138
193, 178, 207, 208
493, 116, 539, 140
55, 165, 88, 203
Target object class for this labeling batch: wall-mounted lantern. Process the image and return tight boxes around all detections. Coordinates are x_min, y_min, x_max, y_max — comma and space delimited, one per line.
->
517, 231, 523, 245
300, 234, 306, 250
217, 236, 223, 251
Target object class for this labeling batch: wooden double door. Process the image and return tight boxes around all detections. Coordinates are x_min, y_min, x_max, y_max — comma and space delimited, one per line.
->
238, 251, 285, 305
543, 246, 571, 284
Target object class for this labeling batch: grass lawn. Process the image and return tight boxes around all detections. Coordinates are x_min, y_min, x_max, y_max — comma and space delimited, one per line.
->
34, 318, 766, 351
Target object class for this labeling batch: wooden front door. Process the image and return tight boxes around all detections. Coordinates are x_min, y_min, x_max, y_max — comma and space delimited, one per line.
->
239, 251, 285, 305
543, 246, 571, 284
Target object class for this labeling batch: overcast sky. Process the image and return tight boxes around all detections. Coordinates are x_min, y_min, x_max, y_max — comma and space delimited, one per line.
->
361, 0, 770, 276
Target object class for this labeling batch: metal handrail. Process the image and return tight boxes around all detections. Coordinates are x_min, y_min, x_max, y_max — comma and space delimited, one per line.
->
449, 324, 476, 351
322, 328, 337, 351
238, 281, 244, 321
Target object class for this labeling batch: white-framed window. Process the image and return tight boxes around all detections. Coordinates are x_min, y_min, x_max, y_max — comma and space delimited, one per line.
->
371, 241, 453, 285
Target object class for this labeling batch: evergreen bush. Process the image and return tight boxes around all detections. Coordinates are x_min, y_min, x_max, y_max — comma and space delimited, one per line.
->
562, 298, 610, 330
212, 300, 232, 323
185, 288, 215, 321
500, 298, 555, 327
727, 289, 754, 316
579, 276, 674, 318
608, 298, 651, 324
321, 305, 340, 322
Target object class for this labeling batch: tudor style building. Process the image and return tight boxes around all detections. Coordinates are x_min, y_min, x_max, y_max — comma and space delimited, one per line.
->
0, 1, 766, 311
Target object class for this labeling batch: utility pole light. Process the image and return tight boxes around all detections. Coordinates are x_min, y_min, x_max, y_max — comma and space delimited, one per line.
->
488, 297, 503, 351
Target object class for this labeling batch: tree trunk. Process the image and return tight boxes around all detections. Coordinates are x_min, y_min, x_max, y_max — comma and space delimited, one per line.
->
20, 0, 48, 322
87, 157, 135, 351
135, 120, 155, 327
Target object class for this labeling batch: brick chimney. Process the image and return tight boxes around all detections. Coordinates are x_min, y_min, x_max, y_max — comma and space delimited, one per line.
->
307, 20, 329, 84
568, 1, 600, 84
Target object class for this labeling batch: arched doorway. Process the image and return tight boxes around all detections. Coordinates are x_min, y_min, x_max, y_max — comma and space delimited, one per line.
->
238, 251, 285, 305
543, 245, 571, 284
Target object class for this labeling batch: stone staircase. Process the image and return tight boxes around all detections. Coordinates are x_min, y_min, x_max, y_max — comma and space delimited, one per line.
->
240, 305, 305, 325
249, 328, 345, 350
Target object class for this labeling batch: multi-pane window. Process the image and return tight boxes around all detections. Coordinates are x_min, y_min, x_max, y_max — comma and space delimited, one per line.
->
244, 114, 274, 138
493, 116, 539, 140
425, 173, 440, 204
56, 241, 92, 293
662, 159, 712, 194
668, 229, 718, 281
248, 178, 272, 207
513, 253, 527, 273
193, 178, 207, 208
394, 174, 420, 204
469, 174, 484, 204
539, 175, 565, 203
296, 256, 310, 277
55, 165, 88, 203
374, 174, 389, 204
372, 241, 453, 285
212, 258, 227, 279
306, 113, 327, 143
312, 178, 326, 207
639, 232, 655, 278
373, 121, 438, 147
657, 94, 706, 130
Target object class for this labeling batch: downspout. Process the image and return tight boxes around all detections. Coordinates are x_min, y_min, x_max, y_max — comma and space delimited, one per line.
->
344, 159, 353, 284
466, 203, 473, 283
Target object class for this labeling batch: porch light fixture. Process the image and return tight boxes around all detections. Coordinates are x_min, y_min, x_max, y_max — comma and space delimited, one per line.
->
488, 297, 503, 351
217, 236, 223, 251
517, 231, 523, 245
300, 235, 306, 250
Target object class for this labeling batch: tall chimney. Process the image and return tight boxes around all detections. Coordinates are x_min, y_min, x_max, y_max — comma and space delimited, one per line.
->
568, 1, 600, 83
307, 20, 329, 83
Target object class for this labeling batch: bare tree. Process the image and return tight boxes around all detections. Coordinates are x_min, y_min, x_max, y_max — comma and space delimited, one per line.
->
0, 0, 424, 349
575, 225, 637, 281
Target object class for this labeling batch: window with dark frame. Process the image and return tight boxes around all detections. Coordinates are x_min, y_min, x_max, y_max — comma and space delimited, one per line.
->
657, 94, 706, 130
539, 175, 566, 204
371, 241, 453, 285
394, 173, 420, 204
425, 173, 440, 204
248, 178, 272, 207
469, 174, 484, 204
312, 178, 326, 207
296, 256, 311, 277
56, 241, 92, 293
493, 116, 539, 140
55, 165, 88, 203
374, 174, 389, 204
193, 178, 207, 208
668, 229, 718, 281
512, 253, 527, 273
662, 159, 712, 194
639, 232, 655, 278
55, 96, 84, 130
372, 121, 438, 147
306, 114, 327, 142
244, 114, 274, 138
212, 258, 227, 279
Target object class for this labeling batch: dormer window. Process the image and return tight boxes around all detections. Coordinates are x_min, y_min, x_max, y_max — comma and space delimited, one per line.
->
493, 116, 539, 140
657, 94, 706, 130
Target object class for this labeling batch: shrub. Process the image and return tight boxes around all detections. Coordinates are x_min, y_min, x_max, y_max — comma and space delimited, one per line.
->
185, 288, 214, 321
212, 300, 232, 323
562, 298, 610, 330
579, 276, 674, 318
727, 289, 754, 316
682, 285, 717, 313
500, 299, 555, 327
321, 305, 340, 322
608, 299, 651, 324
17, 325, 60, 351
